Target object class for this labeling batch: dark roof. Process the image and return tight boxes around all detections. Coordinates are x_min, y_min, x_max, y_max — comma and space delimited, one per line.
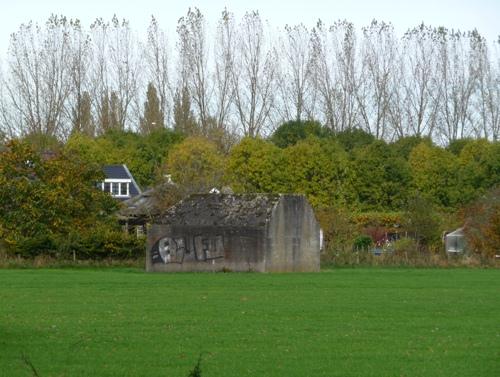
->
103, 164, 131, 179
157, 193, 282, 227
103, 164, 142, 197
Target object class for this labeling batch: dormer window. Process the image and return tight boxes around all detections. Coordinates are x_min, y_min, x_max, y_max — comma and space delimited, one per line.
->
102, 179, 131, 198
102, 164, 141, 201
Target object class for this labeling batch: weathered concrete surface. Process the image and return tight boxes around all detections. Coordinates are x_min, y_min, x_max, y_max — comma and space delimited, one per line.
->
266, 195, 321, 272
146, 194, 320, 272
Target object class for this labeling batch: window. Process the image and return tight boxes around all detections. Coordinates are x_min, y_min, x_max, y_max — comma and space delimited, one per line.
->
120, 182, 129, 196
102, 180, 131, 197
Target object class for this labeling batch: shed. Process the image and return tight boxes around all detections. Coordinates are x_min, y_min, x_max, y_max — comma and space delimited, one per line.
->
445, 228, 466, 254
146, 193, 321, 272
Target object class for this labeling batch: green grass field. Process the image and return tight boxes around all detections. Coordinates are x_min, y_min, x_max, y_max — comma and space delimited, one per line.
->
0, 268, 498, 377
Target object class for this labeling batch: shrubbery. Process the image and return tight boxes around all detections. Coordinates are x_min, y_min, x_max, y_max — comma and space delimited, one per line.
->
9, 231, 145, 260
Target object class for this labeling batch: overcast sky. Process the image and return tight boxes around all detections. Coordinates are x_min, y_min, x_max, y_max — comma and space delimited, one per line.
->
0, 0, 498, 58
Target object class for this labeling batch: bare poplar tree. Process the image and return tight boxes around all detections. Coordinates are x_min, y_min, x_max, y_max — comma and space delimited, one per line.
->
311, 20, 359, 132
177, 8, 212, 134
89, 18, 110, 134
358, 20, 398, 139
0, 58, 18, 137
67, 19, 93, 135
213, 8, 236, 132
107, 15, 141, 130
3, 16, 73, 138
144, 16, 172, 127
310, 20, 337, 130
232, 11, 276, 137
471, 32, 500, 140
276, 23, 315, 122
393, 24, 441, 138
330, 20, 360, 132
435, 28, 478, 142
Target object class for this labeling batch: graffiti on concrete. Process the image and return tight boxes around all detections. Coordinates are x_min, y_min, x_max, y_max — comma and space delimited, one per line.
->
151, 235, 225, 264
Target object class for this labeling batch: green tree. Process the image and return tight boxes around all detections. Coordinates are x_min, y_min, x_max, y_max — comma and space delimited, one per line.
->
65, 132, 116, 166
409, 143, 460, 208
139, 82, 164, 134
21, 133, 61, 154
458, 139, 500, 203
352, 141, 411, 211
226, 137, 287, 193
270, 120, 331, 148
98, 91, 121, 134
109, 91, 121, 131
334, 128, 375, 152
390, 135, 433, 160
404, 193, 441, 247
65, 129, 183, 189
446, 138, 474, 156
173, 86, 199, 136
284, 137, 354, 208
98, 91, 112, 133
72, 91, 94, 136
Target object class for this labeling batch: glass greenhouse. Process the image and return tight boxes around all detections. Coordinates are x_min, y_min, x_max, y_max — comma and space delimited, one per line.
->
445, 228, 466, 254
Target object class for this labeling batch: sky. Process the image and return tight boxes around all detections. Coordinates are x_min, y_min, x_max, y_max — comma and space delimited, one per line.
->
0, 0, 498, 57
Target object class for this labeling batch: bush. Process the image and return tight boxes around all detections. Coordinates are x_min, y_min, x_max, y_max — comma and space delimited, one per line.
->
15, 234, 58, 258
7, 230, 145, 260
353, 235, 373, 250
391, 237, 419, 256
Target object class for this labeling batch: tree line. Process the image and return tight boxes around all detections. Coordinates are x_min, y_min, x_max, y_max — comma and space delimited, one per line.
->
1, 124, 498, 259
1, 10, 499, 144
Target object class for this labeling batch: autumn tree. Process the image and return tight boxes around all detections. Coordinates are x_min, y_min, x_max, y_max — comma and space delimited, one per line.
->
165, 136, 225, 196
463, 187, 500, 258
0, 140, 117, 253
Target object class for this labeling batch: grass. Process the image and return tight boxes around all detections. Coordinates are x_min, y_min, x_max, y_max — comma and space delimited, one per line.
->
0, 268, 498, 377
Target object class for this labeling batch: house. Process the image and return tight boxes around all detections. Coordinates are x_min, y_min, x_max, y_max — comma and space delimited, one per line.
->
445, 228, 466, 254
101, 165, 141, 201
146, 193, 321, 272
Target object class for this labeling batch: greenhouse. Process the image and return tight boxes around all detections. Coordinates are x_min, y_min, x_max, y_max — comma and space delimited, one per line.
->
445, 228, 466, 254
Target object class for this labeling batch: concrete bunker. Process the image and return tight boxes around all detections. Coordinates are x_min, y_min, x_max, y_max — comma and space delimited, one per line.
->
146, 194, 321, 272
